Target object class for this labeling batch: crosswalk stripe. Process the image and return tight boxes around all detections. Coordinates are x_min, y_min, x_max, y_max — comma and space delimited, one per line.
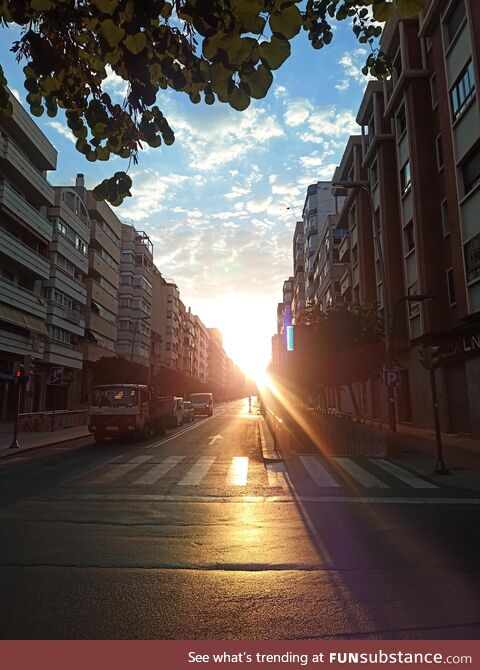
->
91, 455, 154, 484
177, 456, 216, 486
132, 456, 185, 485
266, 462, 290, 489
370, 459, 438, 489
299, 455, 340, 488
226, 456, 249, 486
335, 457, 389, 488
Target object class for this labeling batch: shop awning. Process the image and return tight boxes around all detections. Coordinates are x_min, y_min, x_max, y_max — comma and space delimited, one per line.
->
0, 303, 49, 336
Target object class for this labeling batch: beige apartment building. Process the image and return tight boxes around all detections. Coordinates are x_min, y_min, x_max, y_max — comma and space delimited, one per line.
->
0, 92, 56, 419
117, 224, 153, 368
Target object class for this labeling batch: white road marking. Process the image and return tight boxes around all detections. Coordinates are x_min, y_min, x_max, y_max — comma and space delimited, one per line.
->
370, 459, 438, 489
132, 456, 185, 485
335, 457, 389, 488
226, 456, 249, 486
145, 419, 210, 449
177, 456, 216, 486
266, 462, 290, 489
58, 493, 480, 505
299, 455, 341, 488
90, 455, 154, 484
208, 434, 223, 445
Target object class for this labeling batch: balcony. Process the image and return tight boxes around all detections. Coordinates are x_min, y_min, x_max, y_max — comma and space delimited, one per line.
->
338, 234, 350, 263
340, 268, 351, 296
47, 266, 87, 304
46, 302, 85, 336
306, 226, 318, 239
0, 275, 47, 320
52, 234, 89, 274
0, 134, 54, 205
43, 340, 83, 369
7, 92, 57, 170
90, 221, 121, 261
0, 181, 52, 241
0, 226, 50, 279
89, 250, 119, 288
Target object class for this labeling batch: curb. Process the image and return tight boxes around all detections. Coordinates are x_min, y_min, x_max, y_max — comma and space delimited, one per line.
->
258, 417, 283, 463
0, 431, 91, 460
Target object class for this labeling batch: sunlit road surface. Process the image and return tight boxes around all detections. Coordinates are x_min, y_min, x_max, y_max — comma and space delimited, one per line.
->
0, 398, 479, 639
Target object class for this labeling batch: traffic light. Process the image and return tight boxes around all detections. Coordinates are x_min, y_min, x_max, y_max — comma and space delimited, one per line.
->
13, 364, 28, 384
419, 345, 442, 370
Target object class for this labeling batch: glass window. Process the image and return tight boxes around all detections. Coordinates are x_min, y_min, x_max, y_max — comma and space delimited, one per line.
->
436, 136, 444, 169
450, 60, 475, 121
430, 74, 438, 109
447, 268, 456, 305
404, 221, 415, 253
396, 105, 406, 138
462, 145, 480, 196
401, 160, 411, 194
446, 0, 466, 44
465, 233, 480, 283
441, 200, 450, 236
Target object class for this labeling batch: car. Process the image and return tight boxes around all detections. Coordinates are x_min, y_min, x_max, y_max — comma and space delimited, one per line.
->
182, 401, 195, 422
189, 392, 214, 416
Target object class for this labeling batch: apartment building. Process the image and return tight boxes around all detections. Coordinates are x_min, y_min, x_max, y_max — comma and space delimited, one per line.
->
292, 221, 305, 323
302, 182, 337, 308
330, 0, 480, 436
0, 92, 56, 419
208, 327, 227, 392
192, 314, 210, 384
117, 224, 153, 368
81, 180, 121, 398
43, 185, 89, 409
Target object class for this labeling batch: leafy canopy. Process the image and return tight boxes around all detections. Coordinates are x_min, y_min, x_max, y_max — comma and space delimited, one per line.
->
0, 0, 426, 205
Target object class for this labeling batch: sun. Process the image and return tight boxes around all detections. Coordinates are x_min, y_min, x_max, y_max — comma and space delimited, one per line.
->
193, 293, 275, 384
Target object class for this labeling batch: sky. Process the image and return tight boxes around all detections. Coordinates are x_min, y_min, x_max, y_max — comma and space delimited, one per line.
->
0, 18, 373, 379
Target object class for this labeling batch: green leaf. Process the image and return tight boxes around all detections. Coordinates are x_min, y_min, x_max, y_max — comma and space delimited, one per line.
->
93, 0, 119, 14
100, 19, 125, 47
124, 32, 147, 55
372, 2, 394, 22
396, 0, 427, 16
269, 5, 302, 40
228, 86, 250, 111
258, 36, 291, 70
241, 64, 273, 99
30, 0, 55, 10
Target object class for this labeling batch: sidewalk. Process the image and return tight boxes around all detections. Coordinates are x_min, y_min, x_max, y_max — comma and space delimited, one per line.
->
392, 423, 480, 492
0, 424, 91, 460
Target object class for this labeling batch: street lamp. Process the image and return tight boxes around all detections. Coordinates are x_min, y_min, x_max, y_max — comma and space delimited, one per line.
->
331, 180, 396, 431
130, 315, 149, 363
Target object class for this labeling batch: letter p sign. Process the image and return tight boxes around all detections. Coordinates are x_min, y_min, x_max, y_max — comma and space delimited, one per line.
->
383, 369, 401, 389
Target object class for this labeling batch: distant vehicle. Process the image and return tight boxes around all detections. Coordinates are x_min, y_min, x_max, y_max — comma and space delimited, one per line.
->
189, 392, 213, 417
182, 401, 195, 423
88, 384, 173, 443
167, 397, 184, 428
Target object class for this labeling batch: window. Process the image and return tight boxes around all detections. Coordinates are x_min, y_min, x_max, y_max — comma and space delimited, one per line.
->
407, 282, 420, 316
121, 251, 135, 264
436, 136, 444, 170
401, 160, 411, 194
450, 60, 475, 121
441, 199, 450, 236
447, 268, 456, 305
465, 233, 480, 283
430, 74, 438, 109
393, 49, 402, 85
48, 325, 72, 345
446, 0, 466, 45
396, 105, 406, 138
462, 145, 480, 196
370, 162, 378, 187
99, 276, 117, 297
404, 221, 415, 253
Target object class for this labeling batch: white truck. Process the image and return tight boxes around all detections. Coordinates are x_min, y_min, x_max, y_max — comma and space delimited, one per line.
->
88, 384, 176, 443
189, 392, 214, 417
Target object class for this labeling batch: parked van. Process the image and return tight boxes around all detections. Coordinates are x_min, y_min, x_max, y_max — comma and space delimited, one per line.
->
189, 392, 213, 417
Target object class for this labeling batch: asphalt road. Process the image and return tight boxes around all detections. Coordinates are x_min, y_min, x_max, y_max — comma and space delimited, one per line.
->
0, 398, 479, 639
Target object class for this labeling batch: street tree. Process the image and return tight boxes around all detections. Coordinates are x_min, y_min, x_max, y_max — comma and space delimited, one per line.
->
0, 0, 426, 205
291, 302, 384, 414
92, 355, 150, 385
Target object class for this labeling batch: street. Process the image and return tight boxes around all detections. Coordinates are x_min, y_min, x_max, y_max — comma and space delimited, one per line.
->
0, 398, 479, 639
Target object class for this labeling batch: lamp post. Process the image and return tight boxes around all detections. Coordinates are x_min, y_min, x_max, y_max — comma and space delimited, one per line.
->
130, 315, 149, 363
331, 179, 396, 431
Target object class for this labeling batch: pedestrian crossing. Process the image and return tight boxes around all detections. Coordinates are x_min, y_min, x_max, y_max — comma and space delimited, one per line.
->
72, 453, 439, 494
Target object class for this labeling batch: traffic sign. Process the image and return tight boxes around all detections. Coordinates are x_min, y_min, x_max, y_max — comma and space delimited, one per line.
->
383, 369, 401, 388
49, 366, 64, 385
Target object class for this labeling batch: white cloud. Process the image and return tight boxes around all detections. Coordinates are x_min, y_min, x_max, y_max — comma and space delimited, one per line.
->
274, 85, 287, 98
335, 48, 372, 92
119, 169, 190, 221
284, 98, 313, 127
224, 186, 250, 199
48, 121, 76, 145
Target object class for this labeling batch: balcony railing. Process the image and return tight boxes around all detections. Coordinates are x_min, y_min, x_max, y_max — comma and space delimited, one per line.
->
0, 226, 50, 279
0, 274, 47, 320
0, 133, 54, 205
0, 181, 52, 241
